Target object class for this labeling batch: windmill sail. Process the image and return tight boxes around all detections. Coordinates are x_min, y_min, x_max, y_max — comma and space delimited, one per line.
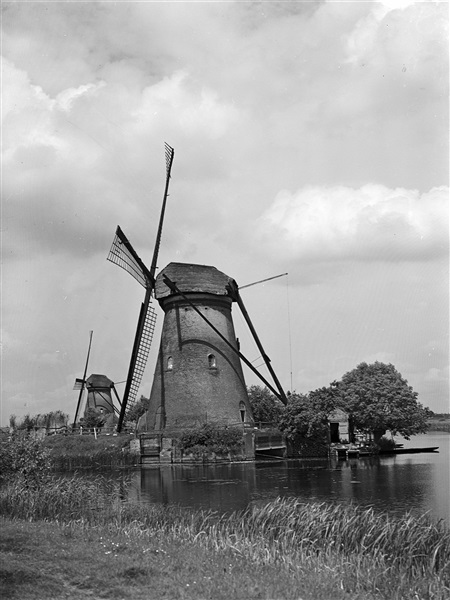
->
73, 378, 84, 390
73, 330, 94, 428
119, 293, 157, 424
108, 143, 174, 432
107, 226, 152, 288
150, 143, 174, 277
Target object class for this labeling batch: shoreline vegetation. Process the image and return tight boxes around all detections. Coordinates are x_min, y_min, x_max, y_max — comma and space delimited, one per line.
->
427, 418, 450, 433
1, 475, 449, 600
3, 416, 448, 472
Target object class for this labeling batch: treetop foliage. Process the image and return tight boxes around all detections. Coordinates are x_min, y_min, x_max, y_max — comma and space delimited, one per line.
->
247, 361, 431, 442
278, 391, 332, 441
125, 395, 150, 424
9, 411, 69, 431
247, 385, 284, 424
336, 362, 431, 439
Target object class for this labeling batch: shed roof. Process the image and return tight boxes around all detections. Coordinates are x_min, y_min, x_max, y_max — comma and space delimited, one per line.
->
155, 262, 232, 299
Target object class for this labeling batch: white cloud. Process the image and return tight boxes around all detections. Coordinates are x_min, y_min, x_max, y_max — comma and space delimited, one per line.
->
133, 71, 240, 139
255, 184, 448, 264
1, 1, 447, 422
425, 367, 449, 382
55, 81, 106, 112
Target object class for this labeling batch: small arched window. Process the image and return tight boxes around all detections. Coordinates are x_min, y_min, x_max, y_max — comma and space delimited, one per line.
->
167, 356, 173, 370
239, 401, 246, 423
208, 354, 217, 369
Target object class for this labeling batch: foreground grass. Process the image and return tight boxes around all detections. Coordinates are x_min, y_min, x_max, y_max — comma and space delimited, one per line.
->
1, 476, 449, 600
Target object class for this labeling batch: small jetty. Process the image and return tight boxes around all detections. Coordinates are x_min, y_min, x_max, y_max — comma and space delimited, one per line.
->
331, 444, 439, 460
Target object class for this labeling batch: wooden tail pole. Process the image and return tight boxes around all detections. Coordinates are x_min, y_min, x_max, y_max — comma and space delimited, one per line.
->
228, 280, 288, 405
239, 273, 288, 290
73, 330, 93, 429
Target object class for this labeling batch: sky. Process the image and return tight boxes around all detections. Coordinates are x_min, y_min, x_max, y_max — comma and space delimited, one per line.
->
1, 0, 449, 426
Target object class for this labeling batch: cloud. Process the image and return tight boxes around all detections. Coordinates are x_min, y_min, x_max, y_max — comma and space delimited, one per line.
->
254, 184, 448, 265
1, 1, 447, 422
425, 367, 448, 382
2, 56, 240, 261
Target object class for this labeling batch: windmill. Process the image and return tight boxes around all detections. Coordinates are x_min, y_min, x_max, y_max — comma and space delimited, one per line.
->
140, 264, 288, 433
107, 143, 175, 432
108, 143, 288, 438
72, 331, 122, 428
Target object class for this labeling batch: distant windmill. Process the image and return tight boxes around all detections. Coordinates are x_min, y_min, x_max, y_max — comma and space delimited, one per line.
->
107, 143, 175, 432
72, 331, 122, 428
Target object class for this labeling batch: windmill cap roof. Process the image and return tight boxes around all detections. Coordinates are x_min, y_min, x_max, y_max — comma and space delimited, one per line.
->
86, 374, 114, 388
155, 262, 234, 299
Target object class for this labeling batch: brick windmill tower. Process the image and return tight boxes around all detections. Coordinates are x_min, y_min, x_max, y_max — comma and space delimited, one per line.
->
144, 262, 252, 431
107, 144, 287, 443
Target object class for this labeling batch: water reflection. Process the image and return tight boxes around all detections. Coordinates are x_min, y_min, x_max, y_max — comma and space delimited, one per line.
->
126, 433, 449, 522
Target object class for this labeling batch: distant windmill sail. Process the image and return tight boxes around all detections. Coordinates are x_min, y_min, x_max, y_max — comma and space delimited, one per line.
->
73, 330, 94, 428
73, 378, 84, 391
107, 143, 174, 432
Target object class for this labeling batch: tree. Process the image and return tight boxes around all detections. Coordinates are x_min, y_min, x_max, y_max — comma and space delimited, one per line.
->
81, 408, 106, 429
247, 385, 284, 425
125, 395, 150, 424
336, 362, 432, 441
277, 389, 334, 441
17, 414, 37, 431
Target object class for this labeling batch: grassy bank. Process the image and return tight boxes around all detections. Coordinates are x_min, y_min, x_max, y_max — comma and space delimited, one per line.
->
1, 476, 449, 599
42, 433, 139, 469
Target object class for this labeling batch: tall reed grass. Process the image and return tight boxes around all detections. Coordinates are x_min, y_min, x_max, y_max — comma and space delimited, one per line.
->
50, 452, 139, 471
1, 475, 448, 597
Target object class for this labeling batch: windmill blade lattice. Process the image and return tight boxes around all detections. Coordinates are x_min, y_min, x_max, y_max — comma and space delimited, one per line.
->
124, 299, 157, 414
107, 226, 151, 288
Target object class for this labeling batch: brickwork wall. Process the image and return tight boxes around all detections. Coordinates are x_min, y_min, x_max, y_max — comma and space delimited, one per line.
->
145, 293, 254, 431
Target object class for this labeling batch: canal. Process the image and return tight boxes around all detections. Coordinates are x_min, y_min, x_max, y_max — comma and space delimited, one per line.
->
118, 432, 449, 522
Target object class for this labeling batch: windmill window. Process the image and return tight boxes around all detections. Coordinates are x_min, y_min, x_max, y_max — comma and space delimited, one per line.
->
167, 356, 173, 370
239, 401, 246, 423
208, 354, 217, 369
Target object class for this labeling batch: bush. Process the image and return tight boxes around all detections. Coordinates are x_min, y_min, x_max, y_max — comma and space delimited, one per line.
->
0, 435, 52, 484
377, 436, 397, 451
176, 423, 243, 455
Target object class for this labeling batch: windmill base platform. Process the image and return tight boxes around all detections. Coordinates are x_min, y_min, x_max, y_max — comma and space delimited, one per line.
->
137, 429, 287, 466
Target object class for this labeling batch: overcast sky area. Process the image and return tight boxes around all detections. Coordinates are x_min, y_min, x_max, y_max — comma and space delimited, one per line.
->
2, 0, 449, 426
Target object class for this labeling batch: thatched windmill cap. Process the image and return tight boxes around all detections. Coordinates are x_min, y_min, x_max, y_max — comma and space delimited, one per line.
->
155, 262, 233, 299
